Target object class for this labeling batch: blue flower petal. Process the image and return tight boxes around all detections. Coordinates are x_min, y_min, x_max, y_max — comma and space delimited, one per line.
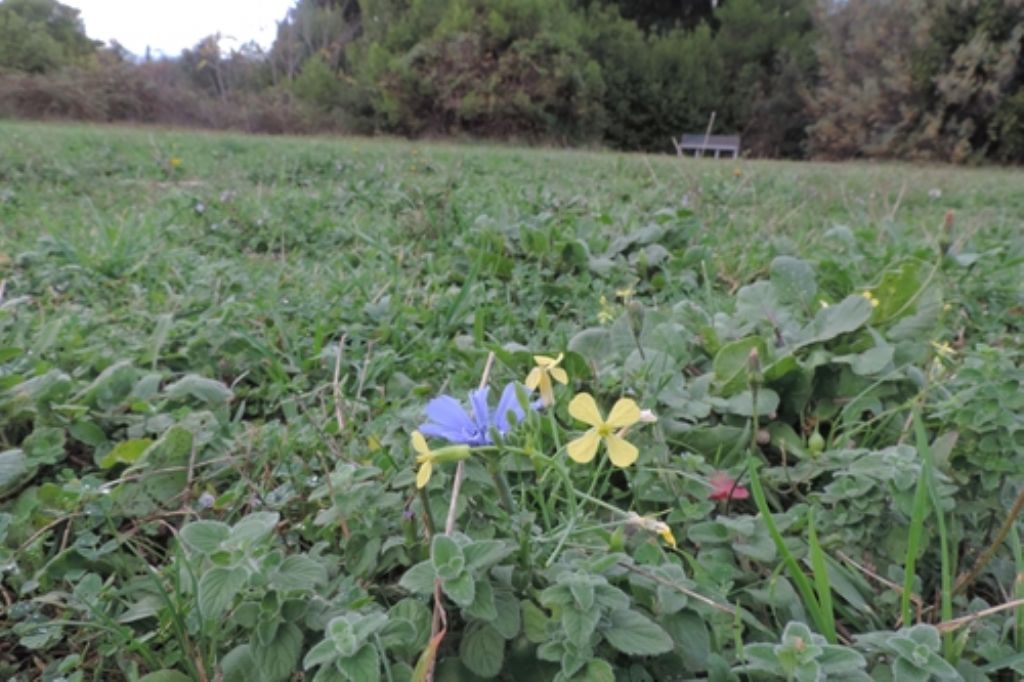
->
469, 387, 490, 432
418, 422, 472, 444
420, 395, 485, 445
493, 382, 527, 433
424, 395, 475, 431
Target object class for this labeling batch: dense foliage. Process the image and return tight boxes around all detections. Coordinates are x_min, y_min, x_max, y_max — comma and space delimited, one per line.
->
1, 122, 1024, 680
1, 0, 1023, 161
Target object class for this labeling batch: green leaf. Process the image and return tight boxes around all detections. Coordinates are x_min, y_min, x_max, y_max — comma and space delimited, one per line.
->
387, 599, 431, 655
0, 449, 30, 495
164, 374, 233, 405
568, 577, 595, 611
69, 420, 107, 447
329, 616, 360, 657
563, 606, 601, 649
793, 661, 823, 682
431, 534, 465, 580
23, 426, 65, 465
797, 295, 873, 347
138, 671, 193, 682
522, 600, 549, 643
442, 572, 476, 607
893, 657, 932, 682
226, 511, 280, 549
870, 261, 923, 321
111, 426, 194, 515
601, 609, 674, 656
198, 566, 247, 620
304, 638, 340, 670
271, 554, 327, 592
399, 561, 436, 595
741, 643, 784, 675
464, 577, 497, 621
663, 610, 710, 670
336, 644, 380, 682
78, 360, 136, 408
720, 388, 779, 417
832, 331, 894, 376
179, 520, 230, 554
99, 438, 153, 469
254, 622, 304, 682
463, 539, 512, 571
818, 645, 867, 674
221, 644, 258, 682
771, 256, 817, 310
459, 622, 504, 678
490, 589, 521, 640
572, 659, 615, 682
352, 612, 388, 643
379, 618, 417, 656
904, 624, 941, 650
713, 337, 767, 396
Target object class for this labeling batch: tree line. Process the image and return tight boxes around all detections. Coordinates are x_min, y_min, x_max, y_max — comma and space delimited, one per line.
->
1, 0, 1022, 162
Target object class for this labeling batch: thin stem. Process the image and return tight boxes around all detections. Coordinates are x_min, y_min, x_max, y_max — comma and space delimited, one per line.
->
487, 459, 515, 515
432, 351, 496, 640
418, 488, 436, 537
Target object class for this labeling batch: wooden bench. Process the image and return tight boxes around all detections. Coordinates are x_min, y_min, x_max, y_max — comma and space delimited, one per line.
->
672, 134, 741, 159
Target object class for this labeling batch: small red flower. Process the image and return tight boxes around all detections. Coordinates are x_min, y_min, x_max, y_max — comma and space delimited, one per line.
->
708, 472, 749, 502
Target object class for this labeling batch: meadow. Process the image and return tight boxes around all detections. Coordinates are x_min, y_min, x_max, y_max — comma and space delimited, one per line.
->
1, 121, 1022, 681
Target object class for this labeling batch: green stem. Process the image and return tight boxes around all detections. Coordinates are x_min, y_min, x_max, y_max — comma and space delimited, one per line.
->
418, 488, 437, 537
487, 458, 516, 515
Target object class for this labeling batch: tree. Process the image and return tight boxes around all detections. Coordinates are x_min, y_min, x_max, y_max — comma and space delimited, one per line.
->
0, 0, 98, 73
805, 0, 929, 158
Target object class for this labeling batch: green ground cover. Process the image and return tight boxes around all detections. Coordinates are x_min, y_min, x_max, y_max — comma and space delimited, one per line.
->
1, 121, 1023, 681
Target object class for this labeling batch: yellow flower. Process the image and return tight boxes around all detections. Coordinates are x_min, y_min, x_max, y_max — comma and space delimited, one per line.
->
626, 512, 676, 548
861, 291, 880, 308
410, 431, 470, 489
658, 525, 677, 547
597, 295, 616, 324
411, 431, 435, 489
169, 157, 182, 170
931, 340, 955, 358
615, 287, 635, 303
525, 353, 568, 406
567, 393, 641, 467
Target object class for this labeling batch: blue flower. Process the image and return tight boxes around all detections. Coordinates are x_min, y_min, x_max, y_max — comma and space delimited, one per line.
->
419, 382, 529, 446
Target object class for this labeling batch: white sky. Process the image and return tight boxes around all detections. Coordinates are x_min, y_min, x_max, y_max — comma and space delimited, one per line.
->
68, 1, 297, 57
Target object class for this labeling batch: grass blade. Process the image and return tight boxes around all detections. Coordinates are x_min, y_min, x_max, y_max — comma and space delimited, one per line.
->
901, 424, 931, 628
914, 409, 954, 660
807, 508, 837, 643
747, 457, 831, 642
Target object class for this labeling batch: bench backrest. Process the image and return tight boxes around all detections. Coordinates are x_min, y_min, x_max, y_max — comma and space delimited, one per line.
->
679, 134, 741, 150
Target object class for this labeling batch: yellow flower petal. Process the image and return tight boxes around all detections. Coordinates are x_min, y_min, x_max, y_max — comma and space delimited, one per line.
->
605, 398, 641, 429
567, 429, 601, 463
659, 526, 677, 548
568, 393, 604, 427
416, 460, 432, 489
533, 354, 558, 367
525, 366, 542, 390
604, 432, 639, 467
538, 374, 554, 406
411, 431, 429, 455
549, 366, 568, 385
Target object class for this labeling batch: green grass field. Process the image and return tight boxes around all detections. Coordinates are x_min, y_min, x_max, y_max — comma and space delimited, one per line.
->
1, 121, 1023, 681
